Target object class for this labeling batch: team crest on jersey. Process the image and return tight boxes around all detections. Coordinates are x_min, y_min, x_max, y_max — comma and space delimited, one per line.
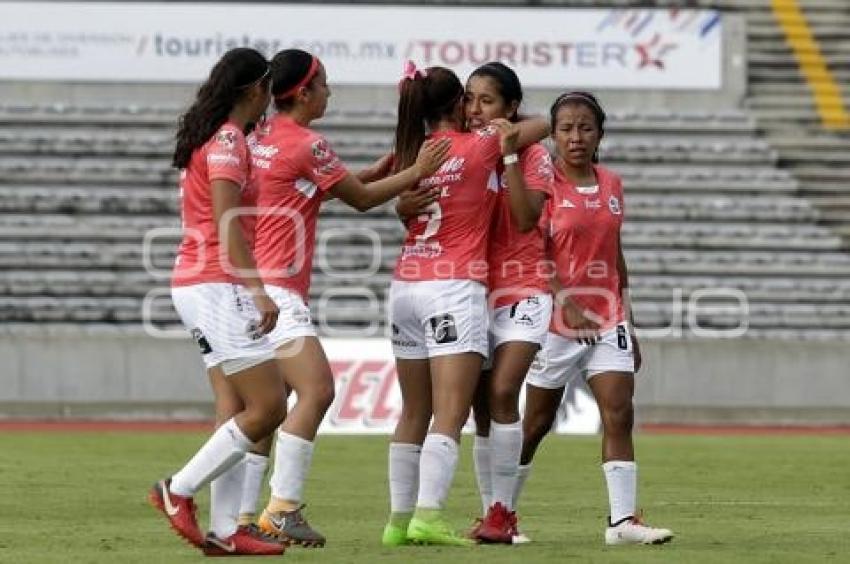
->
215, 129, 237, 149
311, 138, 331, 161
608, 195, 622, 215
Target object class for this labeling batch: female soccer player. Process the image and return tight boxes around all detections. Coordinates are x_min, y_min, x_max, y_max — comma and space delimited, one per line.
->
465, 62, 554, 545
242, 49, 450, 547
517, 92, 673, 545
399, 62, 554, 543
149, 48, 285, 557
382, 62, 549, 547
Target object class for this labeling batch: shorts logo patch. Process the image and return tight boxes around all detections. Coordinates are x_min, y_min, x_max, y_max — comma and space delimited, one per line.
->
516, 314, 534, 327
190, 328, 213, 354
292, 306, 311, 326
616, 325, 629, 350
245, 321, 263, 341
429, 314, 458, 345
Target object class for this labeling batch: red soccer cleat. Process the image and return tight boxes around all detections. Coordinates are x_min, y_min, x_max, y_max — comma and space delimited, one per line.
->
474, 502, 513, 544
148, 478, 204, 548
202, 524, 286, 557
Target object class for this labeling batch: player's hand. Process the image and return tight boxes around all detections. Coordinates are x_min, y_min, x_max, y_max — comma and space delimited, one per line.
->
560, 298, 600, 345
490, 117, 520, 156
412, 138, 452, 178
396, 186, 440, 220
251, 290, 279, 336
631, 332, 642, 373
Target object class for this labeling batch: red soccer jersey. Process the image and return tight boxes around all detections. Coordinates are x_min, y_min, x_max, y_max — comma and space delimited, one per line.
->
251, 114, 349, 300
172, 122, 256, 287
393, 128, 501, 283
546, 163, 626, 334
487, 143, 554, 308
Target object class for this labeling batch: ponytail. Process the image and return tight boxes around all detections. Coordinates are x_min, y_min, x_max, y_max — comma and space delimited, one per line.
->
392, 66, 463, 173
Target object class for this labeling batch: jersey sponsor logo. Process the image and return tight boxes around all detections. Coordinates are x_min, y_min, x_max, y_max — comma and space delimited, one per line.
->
436, 156, 465, 175
609, 195, 622, 215
248, 140, 279, 160
401, 241, 443, 259
576, 184, 599, 195
585, 198, 602, 209
207, 153, 241, 167
190, 328, 213, 354
558, 199, 576, 208
429, 313, 458, 344
215, 129, 237, 149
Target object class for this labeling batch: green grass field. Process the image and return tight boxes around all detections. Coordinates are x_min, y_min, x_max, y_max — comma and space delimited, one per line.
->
1, 431, 848, 563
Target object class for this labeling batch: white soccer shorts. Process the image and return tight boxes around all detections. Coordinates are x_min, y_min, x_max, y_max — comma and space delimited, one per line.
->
171, 283, 276, 373
388, 279, 489, 359
482, 293, 552, 370
526, 322, 635, 389
264, 284, 317, 349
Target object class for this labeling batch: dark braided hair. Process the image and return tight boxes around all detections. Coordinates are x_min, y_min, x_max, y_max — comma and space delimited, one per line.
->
549, 91, 606, 163
468, 61, 523, 122
172, 48, 269, 169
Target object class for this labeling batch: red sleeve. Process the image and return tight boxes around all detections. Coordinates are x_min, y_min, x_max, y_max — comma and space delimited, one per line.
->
520, 144, 554, 197
206, 125, 248, 186
300, 134, 349, 192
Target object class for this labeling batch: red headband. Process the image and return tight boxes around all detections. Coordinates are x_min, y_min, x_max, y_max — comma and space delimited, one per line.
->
275, 56, 320, 101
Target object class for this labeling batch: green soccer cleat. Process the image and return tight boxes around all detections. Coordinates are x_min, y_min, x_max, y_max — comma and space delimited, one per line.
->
382, 512, 412, 546
406, 510, 475, 547
381, 522, 410, 547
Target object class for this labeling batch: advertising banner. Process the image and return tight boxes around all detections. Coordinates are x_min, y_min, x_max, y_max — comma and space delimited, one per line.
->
319, 339, 600, 435
0, 2, 722, 88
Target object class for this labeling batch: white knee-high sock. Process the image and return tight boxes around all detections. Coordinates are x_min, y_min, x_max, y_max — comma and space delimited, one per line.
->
602, 461, 637, 524
490, 420, 522, 509
388, 442, 421, 514
239, 452, 269, 521
210, 457, 246, 538
171, 418, 253, 497
269, 431, 314, 503
473, 435, 492, 515
512, 464, 532, 510
416, 433, 459, 510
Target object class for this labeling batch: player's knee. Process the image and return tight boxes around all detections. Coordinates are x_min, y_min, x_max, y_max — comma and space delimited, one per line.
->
489, 383, 521, 420
601, 399, 633, 434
